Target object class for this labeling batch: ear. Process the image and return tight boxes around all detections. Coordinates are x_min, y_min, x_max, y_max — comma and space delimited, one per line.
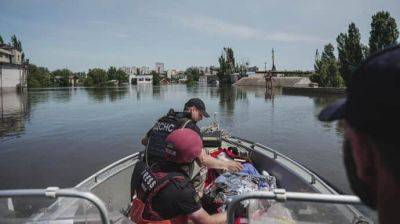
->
348, 130, 378, 182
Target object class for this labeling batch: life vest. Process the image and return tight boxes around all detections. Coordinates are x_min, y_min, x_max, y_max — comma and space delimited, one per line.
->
129, 167, 190, 224
145, 110, 192, 165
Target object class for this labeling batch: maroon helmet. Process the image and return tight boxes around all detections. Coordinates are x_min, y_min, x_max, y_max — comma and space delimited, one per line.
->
164, 128, 203, 163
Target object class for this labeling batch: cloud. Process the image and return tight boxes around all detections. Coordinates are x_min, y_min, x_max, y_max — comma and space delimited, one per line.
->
170, 14, 326, 43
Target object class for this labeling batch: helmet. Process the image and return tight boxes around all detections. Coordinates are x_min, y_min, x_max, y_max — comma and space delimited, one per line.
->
164, 128, 203, 163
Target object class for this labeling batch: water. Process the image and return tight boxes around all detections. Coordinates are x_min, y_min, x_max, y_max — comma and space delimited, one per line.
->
0, 85, 346, 192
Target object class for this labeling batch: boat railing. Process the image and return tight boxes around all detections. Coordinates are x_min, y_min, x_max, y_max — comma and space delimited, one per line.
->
0, 187, 110, 224
226, 189, 364, 224
76, 152, 140, 190
226, 136, 327, 189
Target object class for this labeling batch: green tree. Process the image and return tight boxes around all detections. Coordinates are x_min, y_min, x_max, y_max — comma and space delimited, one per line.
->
369, 11, 399, 54
336, 23, 364, 86
107, 66, 118, 80
151, 71, 161, 85
11, 34, 22, 51
115, 69, 128, 83
311, 44, 344, 87
87, 68, 108, 86
52, 69, 72, 87
185, 67, 202, 85
0, 35, 3, 44
217, 47, 236, 84
27, 64, 52, 88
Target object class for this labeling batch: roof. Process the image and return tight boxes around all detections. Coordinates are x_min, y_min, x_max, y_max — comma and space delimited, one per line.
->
0, 44, 16, 51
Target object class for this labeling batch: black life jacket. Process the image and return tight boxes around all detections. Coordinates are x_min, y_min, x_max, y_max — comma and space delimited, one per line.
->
134, 166, 191, 221
145, 109, 192, 165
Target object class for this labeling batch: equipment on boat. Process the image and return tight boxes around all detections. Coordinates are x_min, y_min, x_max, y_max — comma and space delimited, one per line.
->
0, 118, 373, 224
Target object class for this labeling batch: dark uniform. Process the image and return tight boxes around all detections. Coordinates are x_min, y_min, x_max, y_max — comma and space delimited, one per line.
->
144, 109, 200, 165
130, 161, 201, 223
143, 109, 207, 194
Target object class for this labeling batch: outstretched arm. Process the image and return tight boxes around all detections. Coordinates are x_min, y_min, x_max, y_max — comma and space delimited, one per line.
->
188, 208, 227, 224
199, 150, 243, 172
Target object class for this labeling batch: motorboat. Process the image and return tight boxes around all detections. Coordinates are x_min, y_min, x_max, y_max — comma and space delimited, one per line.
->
0, 121, 371, 224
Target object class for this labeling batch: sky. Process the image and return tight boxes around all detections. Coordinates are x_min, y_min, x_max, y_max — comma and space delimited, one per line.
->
1, 0, 399, 72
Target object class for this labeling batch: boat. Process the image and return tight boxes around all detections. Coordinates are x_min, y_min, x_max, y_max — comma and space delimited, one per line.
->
0, 120, 372, 224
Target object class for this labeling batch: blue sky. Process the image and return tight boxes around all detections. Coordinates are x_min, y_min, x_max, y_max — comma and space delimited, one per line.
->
1, 0, 399, 72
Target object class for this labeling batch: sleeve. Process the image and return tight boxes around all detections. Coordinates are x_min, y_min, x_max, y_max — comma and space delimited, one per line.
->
174, 187, 202, 215
130, 161, 146, 197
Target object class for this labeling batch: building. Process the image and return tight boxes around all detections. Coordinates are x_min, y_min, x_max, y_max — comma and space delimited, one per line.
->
140, 66, 150, 75
155, 62, 164, 74
129, 74, 153, 84
120, 66, 137, 75
167, 69, 178, 79
0, 44, 27, 91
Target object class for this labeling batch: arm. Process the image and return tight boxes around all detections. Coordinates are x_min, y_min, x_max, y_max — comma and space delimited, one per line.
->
200, 150, 243, 172
188, 208, 227, 224
141, 136, 148, 146
141, 129, 152, 146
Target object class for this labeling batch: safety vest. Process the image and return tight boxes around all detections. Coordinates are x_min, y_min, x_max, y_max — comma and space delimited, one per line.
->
129, 167, 191, 224
146, 110, 192, 165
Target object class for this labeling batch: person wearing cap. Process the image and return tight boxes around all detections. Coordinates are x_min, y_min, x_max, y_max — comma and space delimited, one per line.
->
141, 98, 243, 194
130, 128, 227, 224
318, 46, 400, 224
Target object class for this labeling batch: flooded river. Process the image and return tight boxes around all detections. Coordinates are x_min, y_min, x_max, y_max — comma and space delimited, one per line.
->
0, 85, 346, 192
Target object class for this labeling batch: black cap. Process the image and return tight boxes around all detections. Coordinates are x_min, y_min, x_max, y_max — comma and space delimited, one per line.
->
184, 98, 210, 118
319, 45, 400, 143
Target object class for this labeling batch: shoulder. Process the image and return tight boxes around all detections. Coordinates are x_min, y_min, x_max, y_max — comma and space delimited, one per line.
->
184, 121, 201, 135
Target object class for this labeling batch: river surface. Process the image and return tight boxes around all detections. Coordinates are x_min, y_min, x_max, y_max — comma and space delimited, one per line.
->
0, 85, 347, 192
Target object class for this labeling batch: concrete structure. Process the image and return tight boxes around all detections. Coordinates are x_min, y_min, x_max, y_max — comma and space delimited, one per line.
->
0, 44, 22, 65
0, 44, 27, 91
121, 66, 138, 75
155, 62, 164, 74
235, 73, 312, 87
140, 66, 150, 75
128, 74, 153, 84
167, 69, 178, 79
0, 65, 27, 91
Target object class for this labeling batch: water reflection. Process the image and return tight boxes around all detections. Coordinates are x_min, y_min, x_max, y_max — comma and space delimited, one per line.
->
217, 86, 248, 113
312, 95, 345, 137
85, 87, 128, 102
0, 90, 28, 138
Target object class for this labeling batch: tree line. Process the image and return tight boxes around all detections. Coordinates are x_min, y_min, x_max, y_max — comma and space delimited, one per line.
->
27, 65, 128, 88
311, 11, 399, 87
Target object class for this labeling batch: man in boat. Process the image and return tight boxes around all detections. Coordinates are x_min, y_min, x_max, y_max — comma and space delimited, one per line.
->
319, 46, 400, 224
141, 98, 243, 194
131, 128, 227, 224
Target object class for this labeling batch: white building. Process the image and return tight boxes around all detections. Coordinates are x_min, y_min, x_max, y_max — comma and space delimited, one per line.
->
0, 44, 27, 91
167, 69, 178, 79
155, 62, 164, 74
129, 74, 153, 84
140, 66, 150, 75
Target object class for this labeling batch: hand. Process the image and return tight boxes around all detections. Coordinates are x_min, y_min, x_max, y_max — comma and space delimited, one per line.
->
225, 160, 243, 172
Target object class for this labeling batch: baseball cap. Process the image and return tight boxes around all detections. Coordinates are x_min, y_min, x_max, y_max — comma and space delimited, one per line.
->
318, 45, 400, 143
184, 98, 210, 118
164, 128, 203, 163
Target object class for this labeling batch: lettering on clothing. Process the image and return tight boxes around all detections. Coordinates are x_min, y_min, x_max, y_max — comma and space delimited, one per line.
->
141, 169, 157, 192
153, 121, 176, 133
